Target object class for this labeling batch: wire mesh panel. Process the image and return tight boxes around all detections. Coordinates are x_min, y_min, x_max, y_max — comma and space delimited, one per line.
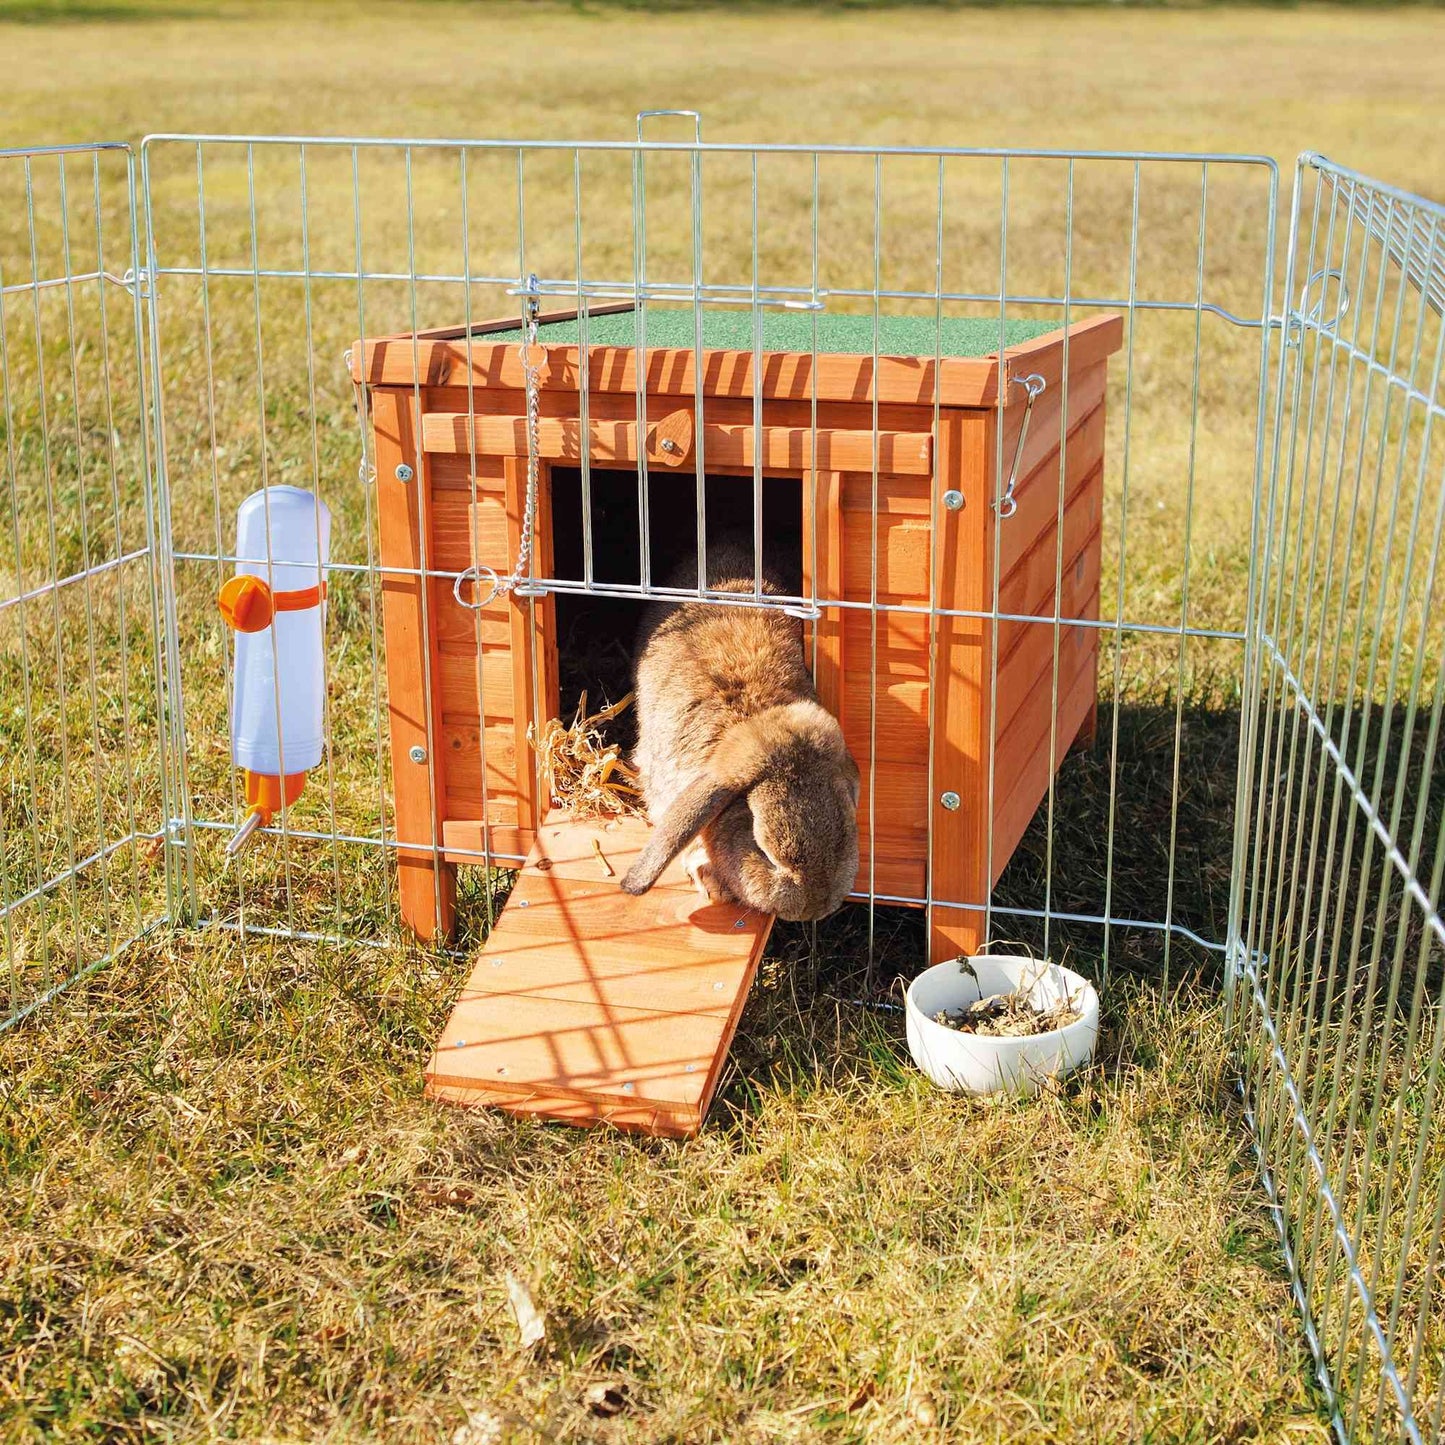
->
0, 143, 170, 1033
134, 130, 1277, 993
11, 118, 1445, 1438
1235, 155, 1445, 1443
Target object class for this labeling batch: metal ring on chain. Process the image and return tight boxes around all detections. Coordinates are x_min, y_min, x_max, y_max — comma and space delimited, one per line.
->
447, 285, 546, 614
453, 564, 502, 611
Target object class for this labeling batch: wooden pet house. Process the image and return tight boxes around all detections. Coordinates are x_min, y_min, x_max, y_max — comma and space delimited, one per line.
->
350, 307, 1122, 1134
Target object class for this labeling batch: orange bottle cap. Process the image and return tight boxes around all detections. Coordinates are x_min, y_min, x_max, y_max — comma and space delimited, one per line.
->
218, 574, 275, 633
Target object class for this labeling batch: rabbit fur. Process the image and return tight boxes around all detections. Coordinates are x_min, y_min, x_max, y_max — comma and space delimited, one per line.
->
621, 543, 860, 921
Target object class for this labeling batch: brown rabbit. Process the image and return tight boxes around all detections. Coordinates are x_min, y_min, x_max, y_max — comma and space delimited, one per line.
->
621, 543, 860, 921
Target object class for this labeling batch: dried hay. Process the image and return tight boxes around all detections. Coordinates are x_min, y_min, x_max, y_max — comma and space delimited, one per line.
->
527, 691, 644, 821
934, 984, 1081, 1038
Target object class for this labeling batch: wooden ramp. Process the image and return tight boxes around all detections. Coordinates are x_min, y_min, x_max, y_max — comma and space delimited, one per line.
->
425, 811, 774, 1137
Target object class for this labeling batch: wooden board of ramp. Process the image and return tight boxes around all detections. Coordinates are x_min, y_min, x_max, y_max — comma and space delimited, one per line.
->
425, 810, 775, 1137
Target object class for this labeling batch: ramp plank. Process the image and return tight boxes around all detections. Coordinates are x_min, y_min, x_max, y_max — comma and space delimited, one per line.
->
425, 811, 774, 1136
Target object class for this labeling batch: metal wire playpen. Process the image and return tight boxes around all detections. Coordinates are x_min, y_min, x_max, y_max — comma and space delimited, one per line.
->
0, 121, 1440, 1439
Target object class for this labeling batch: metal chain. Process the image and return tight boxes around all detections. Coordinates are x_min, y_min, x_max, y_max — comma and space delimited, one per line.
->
341, 348, 377, 487
454, 280, 543, 611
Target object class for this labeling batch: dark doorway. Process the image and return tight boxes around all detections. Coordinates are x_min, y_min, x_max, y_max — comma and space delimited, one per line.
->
548, 465, 805, 745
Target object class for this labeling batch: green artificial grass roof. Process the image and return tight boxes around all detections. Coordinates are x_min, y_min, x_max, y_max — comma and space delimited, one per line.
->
481, 308, 1059, 359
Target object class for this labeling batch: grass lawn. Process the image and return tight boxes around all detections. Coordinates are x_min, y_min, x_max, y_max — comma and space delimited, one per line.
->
2, 932, 1325, 1442
3, 2, 1445, 1440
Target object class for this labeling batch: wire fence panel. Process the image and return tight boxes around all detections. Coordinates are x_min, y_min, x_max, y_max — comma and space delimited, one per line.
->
136, 133, 1277, 990
1235, 154, 1445, 1445
6, 120, 1444, 1440
0, 143, 170, 1033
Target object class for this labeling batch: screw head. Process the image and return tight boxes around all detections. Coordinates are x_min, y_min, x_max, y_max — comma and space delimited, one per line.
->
661, 438, 681, 455
943, 489, 964, 512
394, 462, 415, 483
408, 744, 427, 764
940, 791, 961, 811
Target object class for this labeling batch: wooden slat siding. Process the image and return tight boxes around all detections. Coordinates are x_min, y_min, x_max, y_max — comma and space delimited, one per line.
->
851, 849, 925, 902
437, 650, 516, 719
998, 316, 1123, 409
841, 506, 931, 607
428, 490, 508, 574
928, 410, 994, 963
856, 779, 929, 898
1005, 364, 1103, 511
421, 386, 944, 438
998, 400, 1107, 582
992, 609, 1098, 792
994, 556, 1102, 737
436, 648, 515, 718
851, 760, 930, 827
420, 412, 933, 477
371, 388, 456, 941
997, 458, 1103, 625
995, 461, 1103, 669
841, 676, 928, 765
439, 818, 541, 869
989, 620, 1099, 881
839, 471, 931, 515
993, 363, 1107, 537
842, 608, 929, 663
500, 457, 557, 843
803, 471, 846, 718
426, 465, 530, 835
354, 336, 1005, 409
433, 596, 510, 652
428, 450, 510, 492
441, 721, 522, 810
425, 811, 773, 1137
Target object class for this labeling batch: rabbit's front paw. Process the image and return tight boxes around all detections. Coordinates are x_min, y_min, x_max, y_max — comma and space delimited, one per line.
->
684, 843, 721, 901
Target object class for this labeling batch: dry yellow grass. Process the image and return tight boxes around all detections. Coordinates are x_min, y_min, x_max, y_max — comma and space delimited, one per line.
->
1, 931, 1329, 1443
3, 3, 1445, 1441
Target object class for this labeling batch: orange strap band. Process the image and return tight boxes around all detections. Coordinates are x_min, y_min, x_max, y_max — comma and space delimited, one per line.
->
218, 574, 327, 634
273, 581, 327, 613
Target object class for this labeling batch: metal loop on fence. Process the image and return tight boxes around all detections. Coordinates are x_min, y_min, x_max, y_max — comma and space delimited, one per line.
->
1295, 266, 1351, 337
636, 109, 702, 142
997, 372, 1047, 520
453, 564, 501, 611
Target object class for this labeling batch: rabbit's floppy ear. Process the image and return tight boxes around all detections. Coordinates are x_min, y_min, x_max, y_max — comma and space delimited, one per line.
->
621, 772, 740, 895
622, 717, 774, 895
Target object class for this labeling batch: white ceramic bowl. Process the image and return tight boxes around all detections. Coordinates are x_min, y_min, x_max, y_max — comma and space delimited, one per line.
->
904, 953, 1100, 1097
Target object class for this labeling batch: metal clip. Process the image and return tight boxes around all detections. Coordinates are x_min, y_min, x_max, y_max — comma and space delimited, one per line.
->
520, 270, 541, 330
453, 564, 501, 611
997, 372, 1046, 520
121, 266, 152, 300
